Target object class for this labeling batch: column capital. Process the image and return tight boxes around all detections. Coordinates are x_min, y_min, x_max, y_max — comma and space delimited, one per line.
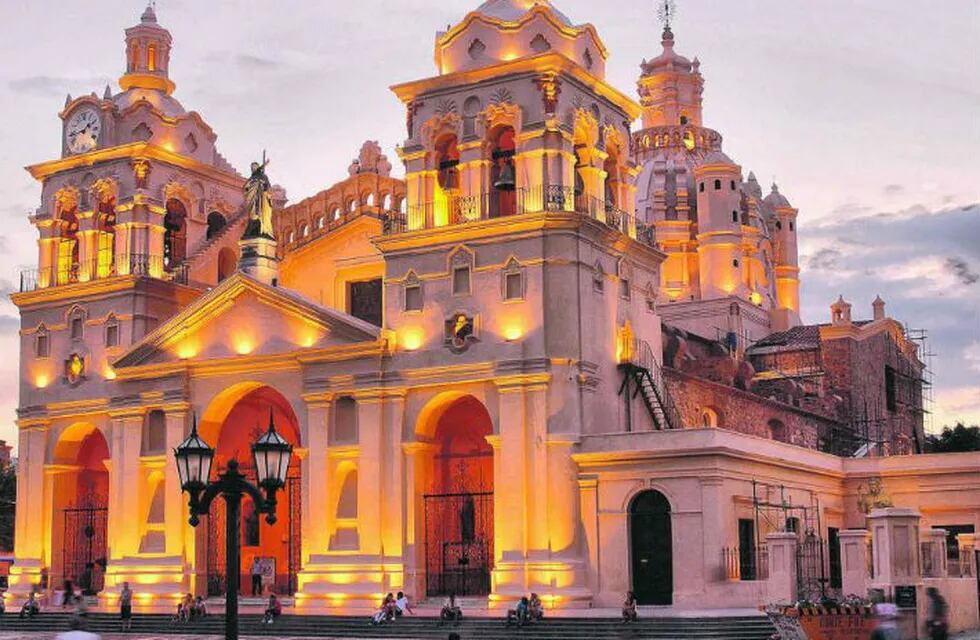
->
16, 418, 50, 432
43, 463, 81, 475
485, 434, 502, 450
494, 373, 550, 393
402, 441, 436, 456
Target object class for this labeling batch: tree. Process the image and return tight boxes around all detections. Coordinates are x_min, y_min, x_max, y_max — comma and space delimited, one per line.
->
925, 423, 980, 453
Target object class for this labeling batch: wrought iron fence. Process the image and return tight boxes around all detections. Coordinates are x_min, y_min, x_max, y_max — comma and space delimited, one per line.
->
381, 185, 646, 244
18, 253, 174, 292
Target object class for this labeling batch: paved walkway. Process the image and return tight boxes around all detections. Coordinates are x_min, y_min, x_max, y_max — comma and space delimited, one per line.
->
1, 630, 978, 639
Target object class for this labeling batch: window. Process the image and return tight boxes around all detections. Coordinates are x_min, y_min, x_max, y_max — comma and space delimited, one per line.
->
404, 283, 422, 312
452, 266, 470, 295
206, 211, 226, 240
593, 263, 605, 293
619, 278, 630, 300
885, 366, 897, 412
733, 259, 739, 268
775, 220, 782, 231
701, 407, 719, 427
828, 528, 842, 588
680, 115, 688, 125
738, 519, 756, 580
732, 211, 739, 223
769, 419, 788, 443
348, 278, 383, 327
70, 316, 84, 340
699, 182, 704, 193
730, 180, 736, 190
35, 331, 49, 358
105, 319, 119, 348
789, 221, 794, 231
505, 272, 522, 301
714, 179, 721, 190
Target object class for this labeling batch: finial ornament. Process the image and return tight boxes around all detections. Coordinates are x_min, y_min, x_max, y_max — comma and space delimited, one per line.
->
657, 0, 677, 39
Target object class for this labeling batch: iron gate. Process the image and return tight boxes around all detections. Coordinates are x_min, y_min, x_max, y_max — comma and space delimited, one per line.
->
207, 473, 301, 596
63, 494, 108, 594
796, 530, 828, 603
423, 491, 493, 597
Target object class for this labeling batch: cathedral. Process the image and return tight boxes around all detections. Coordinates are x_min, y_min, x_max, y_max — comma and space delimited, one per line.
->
7, 0, 979, 619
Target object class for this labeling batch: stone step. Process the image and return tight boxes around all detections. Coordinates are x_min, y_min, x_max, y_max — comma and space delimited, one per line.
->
0, 612, 775, 639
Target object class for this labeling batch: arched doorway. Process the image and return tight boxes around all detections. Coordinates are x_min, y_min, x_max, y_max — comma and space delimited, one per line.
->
199, 384, 302, 597
420, 395, 494, 596
629, 490, 672, 605
163, 198, 188, 269
217, 246, 237, 282
53, 423, 109, 595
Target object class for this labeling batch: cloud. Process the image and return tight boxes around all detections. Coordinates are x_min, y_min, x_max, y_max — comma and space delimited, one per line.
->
8, 75, 109, 98
806, 247, 842, 271
965, 341, 980, 374
945, 257, 979, 286
882, 184, 904, 196
0, 315, 19, 333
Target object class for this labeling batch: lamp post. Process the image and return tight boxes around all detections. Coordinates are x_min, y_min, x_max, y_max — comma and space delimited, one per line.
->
173, 411, 292, 640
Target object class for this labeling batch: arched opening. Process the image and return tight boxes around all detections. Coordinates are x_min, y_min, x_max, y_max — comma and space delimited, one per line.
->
488, 126, 516, 218
52, 423, 109, 595
768, 419, 788, 443
217, 246, 237, 283
96, 197, 116, 278
603, 142, 623, 211
206, 211, 227, 240
434, 134, 460, 226
198, 384, 302, 596
630, 489, 672, 605
146, 43, 157, 72
163, 198, 188, 270
57, 205, 80, 285
418, 394, 494, 597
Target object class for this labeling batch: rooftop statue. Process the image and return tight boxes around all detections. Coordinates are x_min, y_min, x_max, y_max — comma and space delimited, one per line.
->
243, 152, 275, 239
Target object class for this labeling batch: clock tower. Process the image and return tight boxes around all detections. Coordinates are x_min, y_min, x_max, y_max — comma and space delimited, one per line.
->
9, 5, 249, 600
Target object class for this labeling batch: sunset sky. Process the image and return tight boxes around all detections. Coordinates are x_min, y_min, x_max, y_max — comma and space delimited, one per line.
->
0, 0, 976, 449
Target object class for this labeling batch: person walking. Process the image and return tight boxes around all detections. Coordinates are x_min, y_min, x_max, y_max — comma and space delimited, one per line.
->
926, 587, 949, 640
119, 581, 133, 631
250, 557, 263, 597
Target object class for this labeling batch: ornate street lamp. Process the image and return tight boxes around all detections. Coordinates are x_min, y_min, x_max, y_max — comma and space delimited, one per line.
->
173, 411, 293, 640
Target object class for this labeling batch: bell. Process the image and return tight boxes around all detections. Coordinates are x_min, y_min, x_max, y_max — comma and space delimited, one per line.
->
494, 160, 516, 191
439, 166, 459, 191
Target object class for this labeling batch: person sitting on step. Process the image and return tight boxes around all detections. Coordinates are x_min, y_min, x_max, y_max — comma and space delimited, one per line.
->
174, 593, 192, 622
507, 596, 531, 627
371, 593, 396, 625
529, 593, 543, 622
262, 593, 282, 624
395, 591, 414, 616
622, 590, 638, 623
440, 592, 462, 626
190, 595, 207, 620
19, 591, 40, 619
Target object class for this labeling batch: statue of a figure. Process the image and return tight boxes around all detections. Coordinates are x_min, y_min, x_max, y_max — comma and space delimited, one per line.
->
243, 152, 275, 239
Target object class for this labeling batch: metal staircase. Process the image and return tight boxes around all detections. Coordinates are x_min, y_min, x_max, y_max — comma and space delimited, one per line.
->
618, 338, 682, 431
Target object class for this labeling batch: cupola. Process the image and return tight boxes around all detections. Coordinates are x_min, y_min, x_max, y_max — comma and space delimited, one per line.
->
119, 4, 175, 95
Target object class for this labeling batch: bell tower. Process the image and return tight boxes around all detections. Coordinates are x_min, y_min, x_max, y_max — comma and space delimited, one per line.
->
637, 2, 703, 129
120, 3, 175, 95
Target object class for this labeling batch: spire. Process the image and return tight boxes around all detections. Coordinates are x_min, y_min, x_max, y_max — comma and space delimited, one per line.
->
656, 0, 677, 42
141, 1, 157, 24
119, 3, 175, 95
103, 84, 112, 100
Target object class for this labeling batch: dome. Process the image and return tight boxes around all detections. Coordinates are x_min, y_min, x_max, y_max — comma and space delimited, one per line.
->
641, 30, 693, 76
113, 88, 187, 118
701, 150, 735, 166
763, 183, 793, 209
474, 0, 574, 26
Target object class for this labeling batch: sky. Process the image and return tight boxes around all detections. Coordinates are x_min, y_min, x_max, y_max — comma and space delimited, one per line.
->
0, 0, 977, 449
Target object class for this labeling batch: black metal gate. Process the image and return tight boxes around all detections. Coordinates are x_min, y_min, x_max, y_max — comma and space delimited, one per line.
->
207, 472, 301, 596
62, 494, 108, 594
796, 530, 828, 603
423, 492, 493, 597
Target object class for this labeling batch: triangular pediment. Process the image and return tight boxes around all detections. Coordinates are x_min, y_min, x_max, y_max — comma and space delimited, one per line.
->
113, 273, 379, 368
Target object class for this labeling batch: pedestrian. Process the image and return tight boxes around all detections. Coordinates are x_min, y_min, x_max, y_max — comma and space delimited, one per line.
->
250, 557, 263, 596
926, 587, 948, 640
622, 590, 638, 623
119, 581, 133, 631
870, 602, 900, 640
55, 618, 100, 640
20, 591, 40, 618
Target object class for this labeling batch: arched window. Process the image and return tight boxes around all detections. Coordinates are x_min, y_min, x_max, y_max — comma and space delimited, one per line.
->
206, 211, 226, 240
489, 127, 516, 217
382, 194, 393, 211
730, 180, 736, 190
775, 220, 782, 231
593, 261, 605, 293
163, 198, 188, 269
217, 247, 237, 282
714, 179, 722, 190
332, 396, 358, 444
57, 205, 80, 285
348, 199, 357, 213
147, 44, 157, 71
35, 325, 50, 358
768, 419, 788, 443
366, 193, 375, 207
143, 409, 167, 454
332, 206, 342, 221
69, 307, 85, 341
732, 211, 739, 223
701, 407, 719, 427
317, 216, 325, 229
699, 182, 704, 193
300, 223, 309, 238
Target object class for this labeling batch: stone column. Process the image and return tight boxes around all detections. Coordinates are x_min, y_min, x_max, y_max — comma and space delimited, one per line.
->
379, 393, 406, 583
402, 442, 435, 597
920, 528, 947, 578
11, 425, 48, 577
355, 393, 383, 558
107, 412, 144, 560
956, 533, 976, 577
868, 507, 921, 588
302, 400, 331, 561
766, 532, 799, 604
578, 476, 600, 596
489, 381, 529, 602
163, 410, 188, 557
838, 529, 870, 598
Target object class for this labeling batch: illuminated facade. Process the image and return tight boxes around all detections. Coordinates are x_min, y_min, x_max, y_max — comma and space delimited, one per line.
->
8, 0, 979, 618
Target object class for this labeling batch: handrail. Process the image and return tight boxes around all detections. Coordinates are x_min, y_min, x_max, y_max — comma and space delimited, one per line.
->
380, 185, 649, 245
18, 253, 180, 292
627, 337, 684, 430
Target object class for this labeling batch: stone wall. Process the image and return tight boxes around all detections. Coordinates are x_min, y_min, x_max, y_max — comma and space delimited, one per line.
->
665, 367, 837, 449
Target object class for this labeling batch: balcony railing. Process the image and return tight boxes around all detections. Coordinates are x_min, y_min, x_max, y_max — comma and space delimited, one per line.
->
381, 185, 652, 245
723, 544, 769, 581
18, 254, 189, 293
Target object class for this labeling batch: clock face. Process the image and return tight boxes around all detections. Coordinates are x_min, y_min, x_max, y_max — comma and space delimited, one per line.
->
66, 108, 101, 154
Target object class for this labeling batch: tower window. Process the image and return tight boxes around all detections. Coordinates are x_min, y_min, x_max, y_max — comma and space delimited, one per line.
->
680, 115, 688, 125
504, 272, 523, 301
105, 319, 119, 348
775, 220, 782, 231
732, 211, 739, 223
593, 264, 605, 293
147, 44, 157, 72
404, 283, 422, 312
885, 366, 897, 412
733, 259, 739, 268
35, 332, 49, 358
619, 278, 631, 300
714, 179, 721, 190
730, 180, 736, 190
70, 316, 84, 340
452, 266, 471, 296
789, 221, 794, 231
699, 182, 704, 193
